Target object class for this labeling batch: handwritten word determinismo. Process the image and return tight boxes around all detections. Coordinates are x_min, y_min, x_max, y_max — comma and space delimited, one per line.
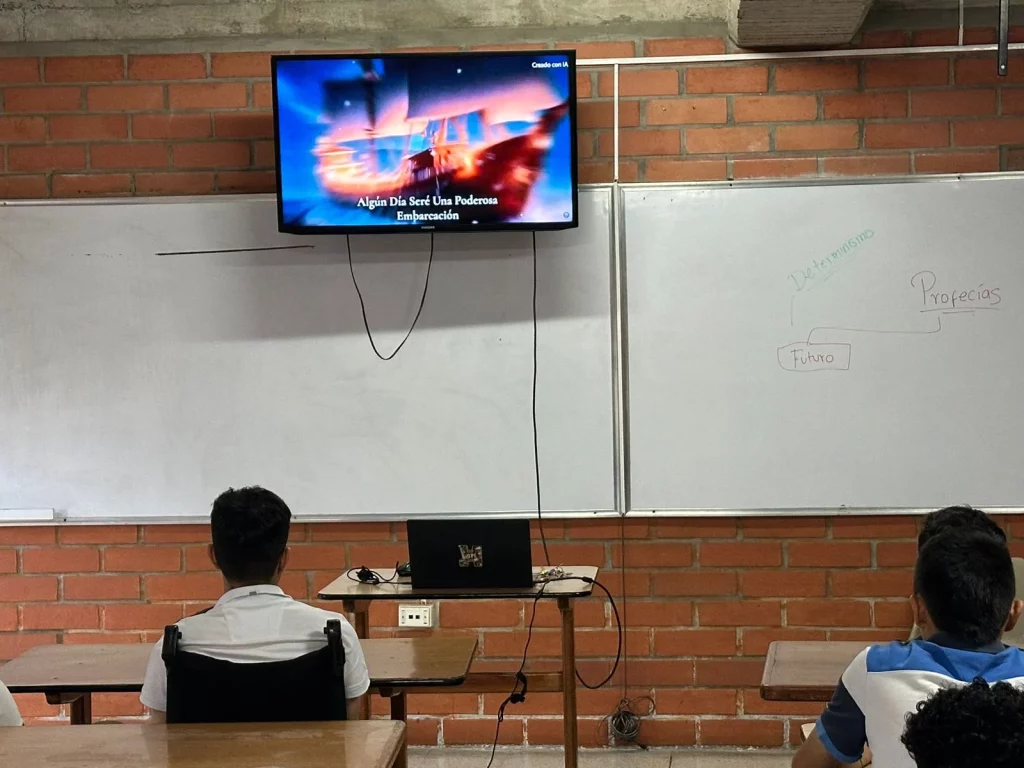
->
788, 229, 874, 292
910, 270, 1001, 312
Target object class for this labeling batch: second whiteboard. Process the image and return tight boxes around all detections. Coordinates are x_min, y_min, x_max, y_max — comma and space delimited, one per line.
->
625, 177, 1024, 512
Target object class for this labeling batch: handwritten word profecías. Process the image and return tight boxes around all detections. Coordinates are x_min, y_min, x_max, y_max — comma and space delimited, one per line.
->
910, 270, 1001, 311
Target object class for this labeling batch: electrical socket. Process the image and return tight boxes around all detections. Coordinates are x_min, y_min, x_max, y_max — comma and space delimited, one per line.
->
398, 603, 435, 628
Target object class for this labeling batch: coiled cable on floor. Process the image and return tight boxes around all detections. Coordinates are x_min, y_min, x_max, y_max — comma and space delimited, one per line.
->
607, 696, 655, 746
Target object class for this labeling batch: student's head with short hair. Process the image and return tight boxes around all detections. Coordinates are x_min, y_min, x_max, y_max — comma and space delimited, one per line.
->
901, 679, 1024, 768
912, 530, 1021, 647
918, 505, 1006, 550
209, 486, 291, 588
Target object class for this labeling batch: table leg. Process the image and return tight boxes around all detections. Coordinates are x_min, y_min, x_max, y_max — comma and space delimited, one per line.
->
389, 693, 408, 768
559, 597, 578, 768
47, 693, 91, 725
343, 599, 371, 640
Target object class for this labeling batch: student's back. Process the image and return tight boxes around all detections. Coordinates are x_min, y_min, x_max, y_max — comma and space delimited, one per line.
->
0, 680, 22, 726
139, 486, 369, 721
840, 638, 1024, 767
156, 585, 357, 663
793, 530, 1024, 768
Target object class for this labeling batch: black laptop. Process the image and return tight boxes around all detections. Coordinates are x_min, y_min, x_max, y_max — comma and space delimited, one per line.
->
406, 519, 534, 590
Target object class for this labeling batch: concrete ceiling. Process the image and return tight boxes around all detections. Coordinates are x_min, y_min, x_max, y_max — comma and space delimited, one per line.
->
0, 0, 1021, 47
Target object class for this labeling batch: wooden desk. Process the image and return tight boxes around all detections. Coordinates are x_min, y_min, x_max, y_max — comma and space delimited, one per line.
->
0, 636, 476, 722
318, 566, 598, 768
0, 721, 405, 768
760, 641, 869, 702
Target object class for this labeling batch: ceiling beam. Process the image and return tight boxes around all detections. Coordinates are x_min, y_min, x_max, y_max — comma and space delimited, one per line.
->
730, 0, 877, 47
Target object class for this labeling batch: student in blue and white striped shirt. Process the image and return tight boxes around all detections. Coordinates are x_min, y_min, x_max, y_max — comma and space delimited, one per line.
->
793, 530, 1024, 768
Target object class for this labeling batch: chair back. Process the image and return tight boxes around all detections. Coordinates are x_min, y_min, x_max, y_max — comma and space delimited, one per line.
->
162, 619, 346, 724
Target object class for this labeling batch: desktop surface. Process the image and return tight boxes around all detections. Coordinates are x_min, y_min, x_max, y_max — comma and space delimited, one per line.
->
319, 566, 599, 601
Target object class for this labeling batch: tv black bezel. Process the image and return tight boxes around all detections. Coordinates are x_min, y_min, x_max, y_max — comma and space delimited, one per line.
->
270, 49, 580, 236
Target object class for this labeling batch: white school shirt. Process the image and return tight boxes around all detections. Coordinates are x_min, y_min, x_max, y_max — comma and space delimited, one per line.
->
140, 584, 369, 712
0, 680, 22, 726
816, 634, 1024, 768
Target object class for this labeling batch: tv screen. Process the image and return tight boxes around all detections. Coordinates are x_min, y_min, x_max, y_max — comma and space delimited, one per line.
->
271, 51, 578, 234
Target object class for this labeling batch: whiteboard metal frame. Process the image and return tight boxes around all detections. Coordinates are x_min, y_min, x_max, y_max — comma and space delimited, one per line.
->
627, 507, 1024, 518
9, 178, 1024, 523
0, 194, 272, 208
0, 509, 621, 527
0, 186, 622, 525
619, 173, 1024, 517
610, 179, 630, 520
618, 171, 1024, 193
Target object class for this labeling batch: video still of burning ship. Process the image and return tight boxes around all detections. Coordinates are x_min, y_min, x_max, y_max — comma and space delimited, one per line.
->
273, 52, 577, 231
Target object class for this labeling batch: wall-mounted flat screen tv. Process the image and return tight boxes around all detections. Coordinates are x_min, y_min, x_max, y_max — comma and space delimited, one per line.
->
272, 51, 579, 234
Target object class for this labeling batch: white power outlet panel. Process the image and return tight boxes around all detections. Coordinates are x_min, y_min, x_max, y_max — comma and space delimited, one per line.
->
398, 603, 435, 628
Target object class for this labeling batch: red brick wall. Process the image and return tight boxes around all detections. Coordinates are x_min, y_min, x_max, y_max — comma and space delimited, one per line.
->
2, 31, 1024, 197
4, 515, 1019, 746
2, 28, 1024, 748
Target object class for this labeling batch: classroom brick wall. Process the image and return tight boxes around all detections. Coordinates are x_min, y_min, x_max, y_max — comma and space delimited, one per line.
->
2, 515, 1021, 747
2, 26, 1024, 748
2, 29, 1024, 197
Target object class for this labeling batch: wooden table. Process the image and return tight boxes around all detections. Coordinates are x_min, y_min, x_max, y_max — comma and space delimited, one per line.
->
0, 636, 476, 723
0, 721, 405, 768
318, 566, 598, 768
760, 641, 868, 702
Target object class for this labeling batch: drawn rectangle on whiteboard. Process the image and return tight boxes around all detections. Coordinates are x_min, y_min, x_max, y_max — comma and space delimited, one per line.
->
624, 176, 1024, 512
777, 342, 851, 372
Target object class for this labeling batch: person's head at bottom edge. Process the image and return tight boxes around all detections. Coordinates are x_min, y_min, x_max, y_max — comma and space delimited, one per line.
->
902, 678, 1024, 768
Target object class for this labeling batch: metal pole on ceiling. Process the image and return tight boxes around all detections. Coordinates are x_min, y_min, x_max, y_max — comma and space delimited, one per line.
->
959, 0, 965, 46
579, 42, 1024, 68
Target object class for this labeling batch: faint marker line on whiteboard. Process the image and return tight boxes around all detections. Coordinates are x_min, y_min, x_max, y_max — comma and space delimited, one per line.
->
807, 316, 942, 344
155, 245, 315, 256
921, 306, 998, 313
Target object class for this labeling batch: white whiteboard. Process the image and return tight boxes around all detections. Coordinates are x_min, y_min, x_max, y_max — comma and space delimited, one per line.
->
625, 176, 1024, 512
0, 188, 615, 520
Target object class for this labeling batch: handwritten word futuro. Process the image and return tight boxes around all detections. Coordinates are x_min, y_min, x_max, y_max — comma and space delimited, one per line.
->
777, 342, 852, 372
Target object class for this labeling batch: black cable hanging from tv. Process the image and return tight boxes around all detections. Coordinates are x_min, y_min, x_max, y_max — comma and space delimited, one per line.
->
346, 233, 434, 361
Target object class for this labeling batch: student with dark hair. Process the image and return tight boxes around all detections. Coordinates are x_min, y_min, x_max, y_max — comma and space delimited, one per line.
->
902, 679, 1024, 768
909, 505, 1023, 645
916, 505, 1006, 549
792, 530, 1024, 768
140, 487, 369, 722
